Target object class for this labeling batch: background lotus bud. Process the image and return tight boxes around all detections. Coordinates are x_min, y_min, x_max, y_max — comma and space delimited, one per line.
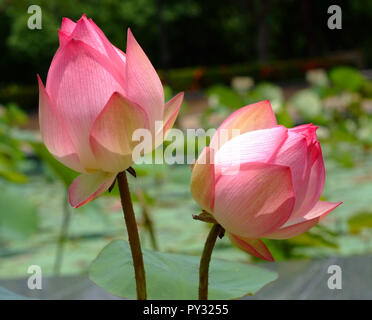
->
190, 100, 341, 261
38, 15, 183, 208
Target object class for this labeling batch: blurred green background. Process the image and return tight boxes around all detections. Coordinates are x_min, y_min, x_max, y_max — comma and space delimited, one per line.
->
0, 0, 372, 283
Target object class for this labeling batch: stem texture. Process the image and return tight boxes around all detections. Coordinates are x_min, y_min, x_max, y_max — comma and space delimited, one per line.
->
199, 223, 224, 299
117, 171, 147, 300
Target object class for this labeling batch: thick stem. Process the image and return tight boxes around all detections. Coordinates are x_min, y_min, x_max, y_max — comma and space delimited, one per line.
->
54, 191, 71, 276
199, 223, 224, 300
117, 171, 147, 300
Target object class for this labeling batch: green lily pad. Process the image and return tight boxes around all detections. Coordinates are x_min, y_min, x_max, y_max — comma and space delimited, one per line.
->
348, 212, 372, 234
90, 240, 277, 300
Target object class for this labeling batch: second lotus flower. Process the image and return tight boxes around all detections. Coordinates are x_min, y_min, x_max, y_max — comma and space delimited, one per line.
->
191, 100, 342, 261
38, 15, 183, 208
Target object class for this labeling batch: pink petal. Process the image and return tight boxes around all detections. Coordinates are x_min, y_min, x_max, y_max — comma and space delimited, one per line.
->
60, 17, 76, 35
69, 171, 117, 208
287, 142, 325, 223
46, 39, 125, 170
60, 16, 126, 77
156, 92, 184, 145
126, 29, 164, 127
69, 15, 108, 56
58, 30, 69, 47
87, 18, 127, 73
90, 92, 149, 173
209, 100, 277, 151
265, 201, 342, 239
289, 123, 318, 146
190, 147, 215, 213
272, 131, 308, 197
213, 162, 295, 239
228, 234, 274, 262
114, 47, 127, 64
214, 126, 288, 176
38, 75, 84, 173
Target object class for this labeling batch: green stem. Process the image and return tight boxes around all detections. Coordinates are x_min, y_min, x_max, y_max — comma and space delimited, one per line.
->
199, 223, 224, 300
117, 171, 147, 300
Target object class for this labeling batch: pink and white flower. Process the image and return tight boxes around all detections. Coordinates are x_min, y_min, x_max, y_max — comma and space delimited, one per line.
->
38, 15, 183, 207
190, 100, 341, 261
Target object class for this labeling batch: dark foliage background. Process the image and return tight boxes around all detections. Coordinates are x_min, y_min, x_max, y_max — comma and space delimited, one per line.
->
1, 0, 371, 85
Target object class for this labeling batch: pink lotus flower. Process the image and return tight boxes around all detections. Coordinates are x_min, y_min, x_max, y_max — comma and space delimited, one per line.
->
190, 100, 341, 261
38, 15, 183, 208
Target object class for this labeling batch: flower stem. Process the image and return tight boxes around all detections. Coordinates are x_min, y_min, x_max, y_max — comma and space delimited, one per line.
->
117, 171, 147, 300
199, 223, 224, 300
